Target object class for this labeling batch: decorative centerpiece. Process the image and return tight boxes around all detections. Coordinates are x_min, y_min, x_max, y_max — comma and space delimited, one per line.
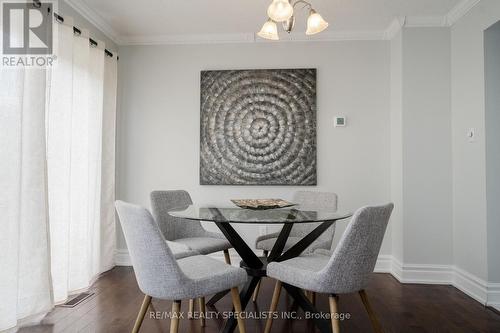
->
231, 199, 296, 210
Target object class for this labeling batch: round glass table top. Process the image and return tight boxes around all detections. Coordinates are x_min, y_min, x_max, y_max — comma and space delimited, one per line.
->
168, 205, 352, 224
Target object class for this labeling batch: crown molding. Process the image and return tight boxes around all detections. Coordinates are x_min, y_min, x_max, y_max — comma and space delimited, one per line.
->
66, 0, 482, 45
404, 16, 448, 27
382, 15, 450, 41
120, 33, 255, 46
445, 0, 481, 26
63, 0, 120, 45
384, 17, 405, 40
119, 30, 386, 46
383, 0, 482, 41
256, 30, 386, 43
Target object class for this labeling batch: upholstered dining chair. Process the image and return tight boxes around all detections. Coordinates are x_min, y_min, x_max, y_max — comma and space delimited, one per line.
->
253, 191, 338, 302
255, 191, 338, 254
151, 190, 232, 260
115, 200, 247, 333
166, 240, 198, 259
264, 203, 394, 333
151, 190, 234, 315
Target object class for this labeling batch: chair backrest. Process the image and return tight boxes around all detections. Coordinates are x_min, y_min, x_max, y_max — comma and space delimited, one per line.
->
320, 203, 394, 294
291, 191, 338, 242
150, 190, 205, 240
115, 200, 186, 298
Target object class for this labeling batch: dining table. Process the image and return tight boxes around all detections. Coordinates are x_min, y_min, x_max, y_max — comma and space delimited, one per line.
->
169, 205, 352, 333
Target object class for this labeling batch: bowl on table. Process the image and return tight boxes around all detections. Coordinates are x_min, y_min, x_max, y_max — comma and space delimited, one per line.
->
231, 199, 296, 210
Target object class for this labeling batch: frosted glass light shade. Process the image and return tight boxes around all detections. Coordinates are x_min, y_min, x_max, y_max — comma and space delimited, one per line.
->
306, 10, 329, 35
267, 0, 293, 22
257, 19, 279, 40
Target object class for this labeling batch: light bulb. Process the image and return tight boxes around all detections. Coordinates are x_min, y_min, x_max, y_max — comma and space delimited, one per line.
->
267, 0, 293, 22
306, 9, 329, 35
257, 19, 279, 40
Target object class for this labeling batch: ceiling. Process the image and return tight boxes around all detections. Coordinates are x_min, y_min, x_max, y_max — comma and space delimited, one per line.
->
65, 0, 476, 44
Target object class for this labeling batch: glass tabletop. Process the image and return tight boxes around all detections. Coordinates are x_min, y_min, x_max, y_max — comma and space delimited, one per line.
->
168, 205, 352, 224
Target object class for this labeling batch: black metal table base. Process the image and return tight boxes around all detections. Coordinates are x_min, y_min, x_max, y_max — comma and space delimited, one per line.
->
282, 283, 332, 333
209, 208, 337, 333
207, 289, 230, 306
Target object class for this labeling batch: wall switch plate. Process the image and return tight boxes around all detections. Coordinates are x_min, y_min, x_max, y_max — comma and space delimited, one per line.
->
467, 128, 476, 142
334, 116, 346, 127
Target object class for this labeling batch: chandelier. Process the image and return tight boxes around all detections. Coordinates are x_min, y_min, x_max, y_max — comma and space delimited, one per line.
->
258, 0, 329, 40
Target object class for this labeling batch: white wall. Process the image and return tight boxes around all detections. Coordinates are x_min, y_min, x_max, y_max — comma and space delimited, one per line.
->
401, 28, 453, 265
451, 0, 500, 283
113, 0, 500, 309
116, 41, 392, 253
390, 28, 453, 267
390, 31, 404, 264
485, 22, 500, 284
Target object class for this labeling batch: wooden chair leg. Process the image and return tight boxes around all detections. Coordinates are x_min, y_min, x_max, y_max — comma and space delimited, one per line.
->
188, 298, 195, 319
305, 290, 316, 305
359, 290, 383, 333
252, 250, 268, 302
199, 297, 206, 327
223, 249, 232, 265
329, 294, 340, 333
306, 290, 312, 302
170, 300, 181, 333
231, 287, 246, 333
132, 295, 151, 333
264, 281, 282, 333
252, 280, 262, 302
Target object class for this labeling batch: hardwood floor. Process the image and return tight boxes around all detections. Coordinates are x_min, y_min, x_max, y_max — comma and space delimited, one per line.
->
20, 267, 500, 333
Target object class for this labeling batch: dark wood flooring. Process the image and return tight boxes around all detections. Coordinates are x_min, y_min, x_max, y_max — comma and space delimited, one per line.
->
19, 266, 500, 333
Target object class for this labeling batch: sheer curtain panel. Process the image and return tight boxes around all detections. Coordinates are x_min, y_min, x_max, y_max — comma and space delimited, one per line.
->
0, 63, 54, 333
0, 16, 118, 331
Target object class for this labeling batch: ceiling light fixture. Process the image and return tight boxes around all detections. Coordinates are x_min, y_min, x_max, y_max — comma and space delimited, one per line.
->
267, 0, 294, 22
258, 0, 329, 40
305, 9, 329, 35
258, 19, 280, 40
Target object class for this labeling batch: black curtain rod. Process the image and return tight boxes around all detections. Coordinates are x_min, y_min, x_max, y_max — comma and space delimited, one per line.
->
52, 11, 116, 59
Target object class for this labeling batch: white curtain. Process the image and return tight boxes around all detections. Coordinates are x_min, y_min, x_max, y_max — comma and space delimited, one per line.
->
0, 59, 53, 332
0, 16, 118, 331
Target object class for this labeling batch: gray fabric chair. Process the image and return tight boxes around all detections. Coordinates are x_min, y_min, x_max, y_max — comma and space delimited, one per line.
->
311, 237, 338, 257
151, 190, 234, 318
115, 200, 247, 333
255, 191, 338, 254
166, 240, 199, 259
150, 190, 232, 261
253, 191, 338, 302
265, 203, 394, 333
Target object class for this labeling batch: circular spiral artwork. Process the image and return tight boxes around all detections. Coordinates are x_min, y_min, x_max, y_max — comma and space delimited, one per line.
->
200, 69, 317, 185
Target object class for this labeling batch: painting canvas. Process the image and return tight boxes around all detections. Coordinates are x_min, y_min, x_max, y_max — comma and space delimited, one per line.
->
200, 68, 317, 185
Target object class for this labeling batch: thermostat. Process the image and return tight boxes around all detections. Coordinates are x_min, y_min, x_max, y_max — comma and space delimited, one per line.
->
334, 116, 346, 127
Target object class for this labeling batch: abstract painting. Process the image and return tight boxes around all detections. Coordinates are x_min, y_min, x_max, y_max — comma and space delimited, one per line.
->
200, 68, 317, 185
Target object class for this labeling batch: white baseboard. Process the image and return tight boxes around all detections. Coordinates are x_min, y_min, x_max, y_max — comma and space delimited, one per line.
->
486, 282, 500, 311
453, 266, 488, 304
114, 249, 499, 307
390, 257, 454, 284
388, 258, 499, 308
374, 254, 393, 273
